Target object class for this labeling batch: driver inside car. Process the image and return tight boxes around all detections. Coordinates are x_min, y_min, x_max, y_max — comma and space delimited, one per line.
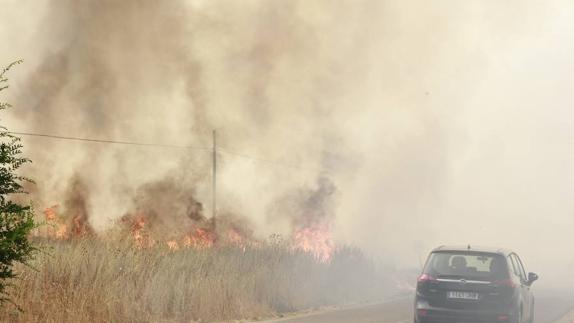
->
451, 256, 468, 274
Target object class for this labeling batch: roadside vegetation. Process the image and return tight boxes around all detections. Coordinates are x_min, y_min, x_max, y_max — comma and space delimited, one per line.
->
0, 239, 393, 322
0, 61, 36, 305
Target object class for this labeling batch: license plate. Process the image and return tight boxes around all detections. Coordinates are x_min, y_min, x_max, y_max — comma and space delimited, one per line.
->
447, 291, 479, 300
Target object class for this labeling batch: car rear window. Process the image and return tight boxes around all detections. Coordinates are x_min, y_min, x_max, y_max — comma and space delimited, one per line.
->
423, 252, 509, 280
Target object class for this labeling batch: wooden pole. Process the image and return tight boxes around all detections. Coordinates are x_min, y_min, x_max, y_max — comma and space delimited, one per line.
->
212, 129, 217, 220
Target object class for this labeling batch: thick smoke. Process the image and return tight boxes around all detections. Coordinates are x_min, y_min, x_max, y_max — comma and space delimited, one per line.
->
1, 0, 367, 239
2, 0, 574, 287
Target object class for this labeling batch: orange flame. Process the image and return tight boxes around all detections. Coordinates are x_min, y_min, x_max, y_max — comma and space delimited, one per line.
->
42, 204, 93, 239
43, 205, 58, 221
42, 204, 335, 263
182, 227, 216, 248
43, 205, 70, 239
227, 227, 244, 244
166, 240, 180, 250
292, 224, 334, 262
128, 215, 156, 248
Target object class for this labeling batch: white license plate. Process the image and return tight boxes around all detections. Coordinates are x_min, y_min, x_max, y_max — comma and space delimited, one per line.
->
447, 291, 479, 300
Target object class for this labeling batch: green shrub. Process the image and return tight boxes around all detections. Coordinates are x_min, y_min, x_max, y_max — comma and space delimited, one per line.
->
0, 61, 36, 304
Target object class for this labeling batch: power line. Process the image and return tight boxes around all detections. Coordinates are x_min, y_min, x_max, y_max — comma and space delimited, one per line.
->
8, 131, 211, 151
7, 130, 322, 173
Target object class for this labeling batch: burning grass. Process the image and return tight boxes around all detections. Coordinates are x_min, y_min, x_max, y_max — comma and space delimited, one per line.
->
0, 238, 394, 323
2, 182, 397, 322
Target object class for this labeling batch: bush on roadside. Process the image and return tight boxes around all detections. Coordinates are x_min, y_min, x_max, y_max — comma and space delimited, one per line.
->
0, 61, 36, 305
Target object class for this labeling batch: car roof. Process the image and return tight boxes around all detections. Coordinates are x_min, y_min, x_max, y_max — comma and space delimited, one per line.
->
431, 245, 514, 256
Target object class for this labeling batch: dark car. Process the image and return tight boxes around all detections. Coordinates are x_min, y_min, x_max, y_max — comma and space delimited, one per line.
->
414, 246, 538, 323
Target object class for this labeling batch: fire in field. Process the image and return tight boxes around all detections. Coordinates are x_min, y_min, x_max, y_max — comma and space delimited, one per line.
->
0, 2, 409, 321
3, 0, 574, 322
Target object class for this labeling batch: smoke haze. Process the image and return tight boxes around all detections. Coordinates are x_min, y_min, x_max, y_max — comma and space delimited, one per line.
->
1, 0, 574, 286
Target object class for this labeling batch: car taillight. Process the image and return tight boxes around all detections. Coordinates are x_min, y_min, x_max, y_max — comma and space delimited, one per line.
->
493, 279, 515, 288
417, 274, 437, 283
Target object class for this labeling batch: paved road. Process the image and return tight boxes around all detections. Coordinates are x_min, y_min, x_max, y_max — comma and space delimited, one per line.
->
263, 289, 574, 323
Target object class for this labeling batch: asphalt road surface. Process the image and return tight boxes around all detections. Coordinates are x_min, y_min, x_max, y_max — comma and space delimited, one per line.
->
264, 289, 574, 323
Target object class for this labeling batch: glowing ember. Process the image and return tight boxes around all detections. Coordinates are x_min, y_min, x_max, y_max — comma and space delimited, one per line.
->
129, 215, 155, 248
292, 224, 334, 262
43, 205, 69, 239
41, 204, 93, 239
55, 224, 69, 239
166, 240, 180, 250
72, 214, 89, 236
227, 228, 242, 243
43, 205, 58, 221
182, 227, 216, 248
131, 216, 146, 232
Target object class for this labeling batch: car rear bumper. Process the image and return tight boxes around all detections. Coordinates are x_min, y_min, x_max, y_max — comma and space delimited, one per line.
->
415, 299, 515, 323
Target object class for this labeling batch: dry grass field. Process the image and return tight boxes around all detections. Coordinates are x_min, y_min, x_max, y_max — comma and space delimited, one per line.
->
0, 239, 393, 323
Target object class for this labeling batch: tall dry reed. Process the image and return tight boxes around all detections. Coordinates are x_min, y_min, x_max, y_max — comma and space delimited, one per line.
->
0, 239, 392, 322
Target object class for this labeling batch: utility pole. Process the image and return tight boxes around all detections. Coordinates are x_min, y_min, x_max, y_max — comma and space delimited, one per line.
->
212, 129, 217, 221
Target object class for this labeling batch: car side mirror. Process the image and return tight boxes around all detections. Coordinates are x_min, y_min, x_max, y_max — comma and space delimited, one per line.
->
528, 272, 539, 285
